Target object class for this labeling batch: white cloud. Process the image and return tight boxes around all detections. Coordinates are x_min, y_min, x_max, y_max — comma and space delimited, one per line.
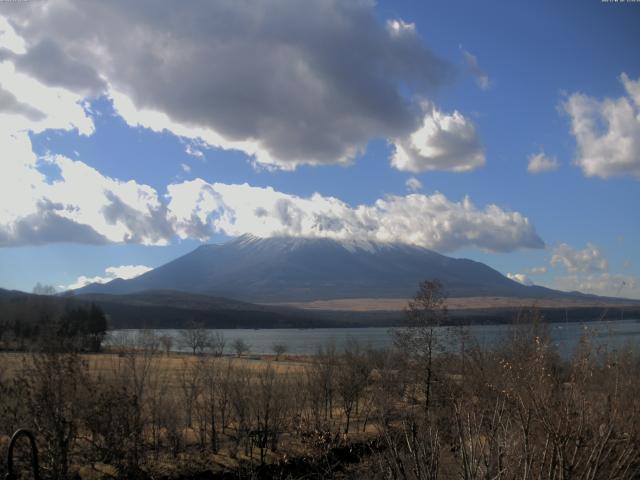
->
0, 61, 94, 136
554, 273, 640, 300
166, 180, 544, 253
2, 2, 453, 170
386, 19, 416, 37
461, 48, 490, 91
550, 243, 608, 273
390, 103, 485, 173
527, 152, 559, 173
180, 163, 191, 173
0, 13, 537, 252
547, 242, 640, 299
623, 73, 640, 106
0, 98, 541, 254
0, 16, 26, 54
61, 264, 152, 291
105, 265, 153, 279
0, 45, 173, 247
507, 273, 533, 286
564, 73, 640, 179
405, 177, 422, 192
185, 144, 204, 159
0, 143, 173, 246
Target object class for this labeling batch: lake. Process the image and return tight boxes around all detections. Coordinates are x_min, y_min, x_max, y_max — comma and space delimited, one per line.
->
108, 318, 640, 356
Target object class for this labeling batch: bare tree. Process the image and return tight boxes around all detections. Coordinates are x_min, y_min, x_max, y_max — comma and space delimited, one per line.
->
251, 364, 291, 463
137, 329, 160, 353
209, 330, 226, 357
19, 351, 89, 480
178, 321, 212, 355
231, 338, 250, 357
228, 366, 253, 457
195, 356, 223, 452
311, 342, 338, 426
179, 358, 202, 429
32, 282, 57, 295
394, 279, 447, 414
336, 339, 370, 434
271, 342, 288, 360
158, 334, 173, 355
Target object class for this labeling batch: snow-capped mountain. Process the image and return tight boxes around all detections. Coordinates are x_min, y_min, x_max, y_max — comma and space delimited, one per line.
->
74, 234, 568, 302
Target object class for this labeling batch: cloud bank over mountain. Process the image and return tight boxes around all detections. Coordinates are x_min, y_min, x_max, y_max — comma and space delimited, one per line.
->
0, 3, 541, 253
166, 181, 544, 253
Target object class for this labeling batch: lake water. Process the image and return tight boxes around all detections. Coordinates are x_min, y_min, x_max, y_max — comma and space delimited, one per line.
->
108, 319, 640, 357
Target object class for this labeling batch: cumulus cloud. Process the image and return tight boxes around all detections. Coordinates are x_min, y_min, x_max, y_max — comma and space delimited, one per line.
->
61, 264, 152, 291
1, 1, 454, 170
507, 273, 533, 286
390, 103, 485, 172
0, 98, 543, 253
0, 157, 172, 246
0, 106, 171, 246
0, 45, 175, 247
166, 180, 544, 253
554, 273, 640, 300
527, 152, 559, 173
550, 243, 608, 273
0, 60, 94, 135
0, 144, 173, 247
405, 177, 422, 192
564, 73, 640, 179
0, 7, 538, 252
461, 48, 490, 91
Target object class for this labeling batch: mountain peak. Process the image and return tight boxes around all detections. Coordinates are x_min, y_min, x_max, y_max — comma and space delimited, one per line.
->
74, 234, 554, 302
228, 234, 424, 255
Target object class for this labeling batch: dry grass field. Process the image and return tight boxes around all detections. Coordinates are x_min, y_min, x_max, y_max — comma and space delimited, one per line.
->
1, 313, 639, 479
271, 295, 640, 311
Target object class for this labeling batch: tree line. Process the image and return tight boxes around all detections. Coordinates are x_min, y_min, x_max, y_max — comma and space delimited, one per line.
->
0, 294, 107, 352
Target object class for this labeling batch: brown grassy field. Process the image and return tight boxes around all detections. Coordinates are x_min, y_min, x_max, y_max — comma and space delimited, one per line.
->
1, 317, 639, 479
0, 348, 379, 478
270, 295, 640, 311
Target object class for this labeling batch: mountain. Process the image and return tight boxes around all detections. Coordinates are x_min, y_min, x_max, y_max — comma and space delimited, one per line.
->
0, 287, 358, 329
74, 234, 587, 303
0, 288, 27, 300
3, 286, 637, 331
73, 290, 352, 329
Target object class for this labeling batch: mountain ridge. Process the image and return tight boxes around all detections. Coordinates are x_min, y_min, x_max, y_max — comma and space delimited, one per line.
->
73, 234, 607, 303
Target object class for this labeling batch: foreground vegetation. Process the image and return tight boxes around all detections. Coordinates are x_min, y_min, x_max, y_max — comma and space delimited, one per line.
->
0, 283, 639, 479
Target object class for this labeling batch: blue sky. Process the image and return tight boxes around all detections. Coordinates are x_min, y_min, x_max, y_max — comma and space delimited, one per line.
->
0, 0, 639, 298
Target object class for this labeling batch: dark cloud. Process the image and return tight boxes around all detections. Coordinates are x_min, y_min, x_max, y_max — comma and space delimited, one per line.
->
102, 191, 174, 244
3, 0, 453, 167
13, 39, 106, 95
274, 198, 303, 231
0, 85, 45, 120
0, 200, 107, 246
